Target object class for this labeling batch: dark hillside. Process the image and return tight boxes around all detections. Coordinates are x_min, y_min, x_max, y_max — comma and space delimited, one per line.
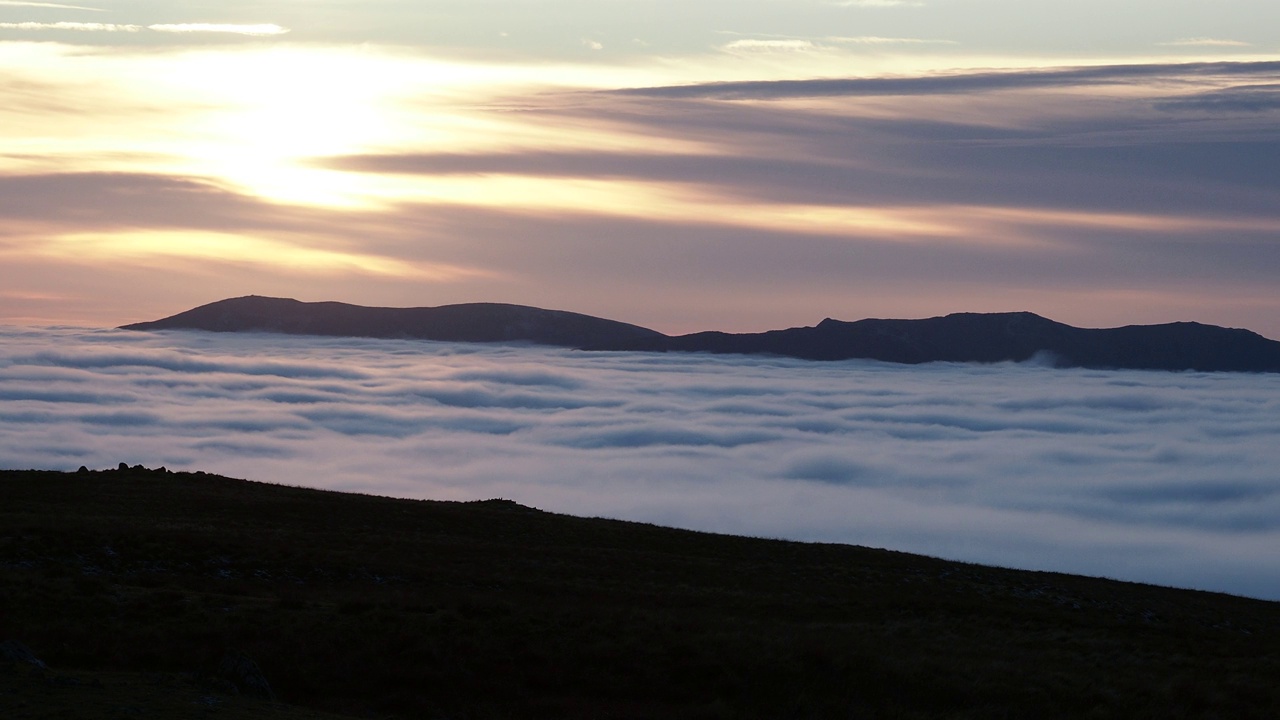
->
630, 312, 1280, 371
123, 298, 1280, 372
3, 467, 1278, 718
121, 296, 664, 349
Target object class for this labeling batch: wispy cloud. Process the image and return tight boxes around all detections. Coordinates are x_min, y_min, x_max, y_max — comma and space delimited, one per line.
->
5, 47, 1280, 339
0, 21, 140, 31
1159, 37, 1251, 47
615, 60, 1280, 99
717, 33, 952, 54
0, 21, 290, 35
825, 35, 956, 45
0, 172, 492, 285
721, 38, 824, 53
828, 0, 924, 7
148, 23, 289, 36
0, 1, 103, 9
1156, 84, 1280, 112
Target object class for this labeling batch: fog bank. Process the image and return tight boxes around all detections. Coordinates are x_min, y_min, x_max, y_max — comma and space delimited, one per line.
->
3, 326, 1279, 600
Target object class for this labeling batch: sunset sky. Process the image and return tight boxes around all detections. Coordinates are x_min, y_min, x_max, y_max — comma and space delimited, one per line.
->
3, 0, 1278, 336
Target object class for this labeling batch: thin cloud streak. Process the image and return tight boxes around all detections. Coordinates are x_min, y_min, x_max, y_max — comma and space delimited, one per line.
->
615, 60, 1280, 98
0, 21, 289, 35
3, 327, 1279, 601
826, 35, 955, 45
0, 21, 139, 31
1160, 38, 1251, 47
0, 1, 102, 8
148, 24, 288, 36
827, 0, 924, 6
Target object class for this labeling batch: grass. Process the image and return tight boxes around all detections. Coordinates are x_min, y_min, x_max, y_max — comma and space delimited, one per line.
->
2, 466, 1278, 718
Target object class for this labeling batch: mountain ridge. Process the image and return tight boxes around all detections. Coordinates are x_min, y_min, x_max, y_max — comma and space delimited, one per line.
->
121, 296, 1280, 373
121, 295, 664, 349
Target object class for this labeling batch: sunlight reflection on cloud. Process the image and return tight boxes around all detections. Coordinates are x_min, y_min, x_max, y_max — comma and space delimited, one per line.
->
2, 326, 1280, 600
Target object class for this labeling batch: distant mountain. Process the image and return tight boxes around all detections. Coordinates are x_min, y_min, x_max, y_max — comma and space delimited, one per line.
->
120, 296, 664, 349
619, 311, 1280, 373
122, 297, 1280, 372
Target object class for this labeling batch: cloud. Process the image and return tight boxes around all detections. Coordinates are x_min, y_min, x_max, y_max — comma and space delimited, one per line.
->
14, 347, 371, 380
6, 55, 1280, 341
0, 21, 289, 35
0, 0, 101, 7
615, 60, 1280, 99
581, 38, 602, 51
323, 81, 1280, 218
721, 39, 824, 53
828, 0, 924, 6
825, 35, 955, 45
0, 0, 100, 7
716, 34, 952, 55
3, 327, 1280, 600
0, 173, 287, 229
0, 172, 491, 284
1155, 84, 1280, 113
1159, 38, 1251, 47
147, 24, 289, 36
782, 454, 883, 485
0, 21, 140, 31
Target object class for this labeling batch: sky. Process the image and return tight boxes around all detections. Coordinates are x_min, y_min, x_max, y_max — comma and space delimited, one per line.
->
4, 327, 1280, 600
1, 0, 1279, 335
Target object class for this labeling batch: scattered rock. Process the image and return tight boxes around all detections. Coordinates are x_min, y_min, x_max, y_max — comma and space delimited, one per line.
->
217, 652, 274, 700
1, 640, 47, 669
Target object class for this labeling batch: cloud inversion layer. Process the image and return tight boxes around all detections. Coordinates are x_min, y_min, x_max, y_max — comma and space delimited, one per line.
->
3, 327, 1279, 600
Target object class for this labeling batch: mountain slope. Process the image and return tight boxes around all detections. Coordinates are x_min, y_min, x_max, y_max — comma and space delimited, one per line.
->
121, 295, 664, 349
122, 298, 1280, 372
3, 467, 1279, 719
628, 311, 1280, 371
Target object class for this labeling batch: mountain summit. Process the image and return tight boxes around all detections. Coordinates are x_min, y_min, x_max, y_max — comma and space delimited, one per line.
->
619, 311, 1280, 372
122, 297, 1280, 373
120, 296, 664, 349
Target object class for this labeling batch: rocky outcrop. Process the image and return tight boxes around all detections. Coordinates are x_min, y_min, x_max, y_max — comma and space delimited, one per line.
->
0, 640, 46, 669
217, 652, 274, 700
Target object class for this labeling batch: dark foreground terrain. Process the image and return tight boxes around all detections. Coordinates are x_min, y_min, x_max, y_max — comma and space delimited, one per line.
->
3, 467, 1278, 719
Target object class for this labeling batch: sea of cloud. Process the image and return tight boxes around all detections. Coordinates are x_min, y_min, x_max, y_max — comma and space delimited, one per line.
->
3, 326, 1280, 600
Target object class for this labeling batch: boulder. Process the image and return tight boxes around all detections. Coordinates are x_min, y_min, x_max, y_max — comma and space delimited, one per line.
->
0, 640, 46, 669
217, 652, 275, 700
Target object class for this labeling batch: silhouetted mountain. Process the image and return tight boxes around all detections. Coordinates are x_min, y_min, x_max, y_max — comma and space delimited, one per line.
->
123, 298, 1280, 372
120, 296, 664, 348
622, 311, 1280, 372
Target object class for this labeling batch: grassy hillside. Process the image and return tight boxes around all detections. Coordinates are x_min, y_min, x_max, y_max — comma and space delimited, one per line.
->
2, 467, 1278, 718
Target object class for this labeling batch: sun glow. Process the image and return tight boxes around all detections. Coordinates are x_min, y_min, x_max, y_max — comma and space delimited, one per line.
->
16, 230, 488, 281
0, 43, 665, 208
